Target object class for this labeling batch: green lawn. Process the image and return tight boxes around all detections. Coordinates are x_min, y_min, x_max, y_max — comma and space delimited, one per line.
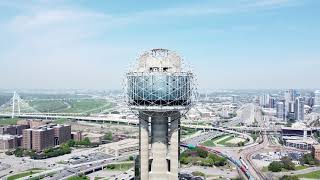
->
200, 135, 229, 147
0, 118, 18, 125
181, 128, 197, 138
7, 169, 44, 180
62, 99, 112, 114
297, 170, 320, 179
28, 99, 112, 114
217, 136, 235, 146
294, 165, 308, 171
262, 166, 268, 172
263, 165, 307, 172
105, 162, 134, 171
53, 118, 70, 124
67, 175, 89, 180
201, 139, 216, 147
29, 100, 69, 112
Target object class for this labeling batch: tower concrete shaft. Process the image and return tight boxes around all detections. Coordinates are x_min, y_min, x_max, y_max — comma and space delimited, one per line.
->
139, 112, 180, 180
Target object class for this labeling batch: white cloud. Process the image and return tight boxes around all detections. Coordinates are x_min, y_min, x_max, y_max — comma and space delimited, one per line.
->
0, 0, 308, 89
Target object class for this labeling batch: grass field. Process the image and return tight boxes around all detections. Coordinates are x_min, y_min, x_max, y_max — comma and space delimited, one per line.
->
53, 118, 70, 124
106, 162, 134, 171
297, 170, 320, 179
201, 135, 246, 147
201, 139, 216, 147
7, 169, 44, 180
28, 99, 112, 114
294, 165, 307, 171
67, 175, 89, 180
262, 165, 307, 172
63, 99, 112, 114
200, 135, 229, 147
217, 136, 235, 146
0, 118, 18, 125
29, 100, 68, 112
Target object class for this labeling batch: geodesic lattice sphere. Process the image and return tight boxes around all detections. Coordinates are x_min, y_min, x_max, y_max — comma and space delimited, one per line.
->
125, 49, 196, 117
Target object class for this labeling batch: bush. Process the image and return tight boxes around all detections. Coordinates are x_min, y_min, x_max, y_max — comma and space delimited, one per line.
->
180, 156, 193, 164
104, 132, 113, 141
76, 137, 91, 146
67, 139, 76, 147
129, 156, 134, 161
237, 141, 245, 147
5, 151, 14, 156
268, 161, 283, 172
192, 171, 205, 177
107, 164, 116, 170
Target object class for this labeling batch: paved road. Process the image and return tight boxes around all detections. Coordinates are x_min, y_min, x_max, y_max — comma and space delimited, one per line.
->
182, 131, 223, 146
272, 166, 320, 178
19, 154, 137, 180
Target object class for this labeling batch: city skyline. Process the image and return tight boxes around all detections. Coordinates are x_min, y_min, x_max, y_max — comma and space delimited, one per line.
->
0, 0, 319, 89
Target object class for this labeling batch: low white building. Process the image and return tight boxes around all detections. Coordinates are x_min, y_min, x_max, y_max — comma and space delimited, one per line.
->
103, 139, 139, 156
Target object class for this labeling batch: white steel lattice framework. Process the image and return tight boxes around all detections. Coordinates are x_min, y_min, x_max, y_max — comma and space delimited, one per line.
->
125, 48, 196, 180
125, 49, 197, 118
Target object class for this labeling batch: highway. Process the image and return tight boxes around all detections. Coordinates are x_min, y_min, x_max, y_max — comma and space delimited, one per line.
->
18, 153, 137, 180
0, 113, 139, 125
181, 124, 255, 145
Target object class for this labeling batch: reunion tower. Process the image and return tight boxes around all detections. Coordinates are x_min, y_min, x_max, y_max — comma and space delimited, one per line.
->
125, 49, 196, 180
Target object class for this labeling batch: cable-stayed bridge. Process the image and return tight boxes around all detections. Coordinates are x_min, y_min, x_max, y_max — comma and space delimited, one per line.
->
0, 91, 39, 118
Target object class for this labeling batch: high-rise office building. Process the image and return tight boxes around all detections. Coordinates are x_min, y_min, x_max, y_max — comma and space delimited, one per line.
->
276, 101, 285, 120
285, 89, 297, 102
294, 97, 305, 121
315, 90, 320, 105
313, 90, 320, 112
259, 94, 270, 107
284, 89, 298, 120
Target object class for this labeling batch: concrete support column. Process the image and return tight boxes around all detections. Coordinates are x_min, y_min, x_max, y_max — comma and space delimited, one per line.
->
150, 114, 168, 180
140, 117, 149, 180
169, 116, 180, 180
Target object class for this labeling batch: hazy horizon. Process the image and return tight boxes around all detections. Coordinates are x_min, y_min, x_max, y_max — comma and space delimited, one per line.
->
0, 0, 319, 89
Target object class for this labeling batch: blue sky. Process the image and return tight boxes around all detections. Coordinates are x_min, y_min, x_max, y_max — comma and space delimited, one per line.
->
0, 0, 319, 90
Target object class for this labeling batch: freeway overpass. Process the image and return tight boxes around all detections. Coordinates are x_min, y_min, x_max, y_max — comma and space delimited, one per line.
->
0, 113, 139, 125
181, 124, 255, 144
0, 113, 286, 134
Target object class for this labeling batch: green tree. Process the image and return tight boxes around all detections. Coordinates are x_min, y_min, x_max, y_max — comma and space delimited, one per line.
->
82, 137, 91, 146
300, 153, 316, 165
208, 153, 219, 161
196, 148, 208, 158
268, 161, 283, 172
281, 156, 295, 170
14, 148, 24, 157
104, 132, 113, 141
180, 157, 190, 164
